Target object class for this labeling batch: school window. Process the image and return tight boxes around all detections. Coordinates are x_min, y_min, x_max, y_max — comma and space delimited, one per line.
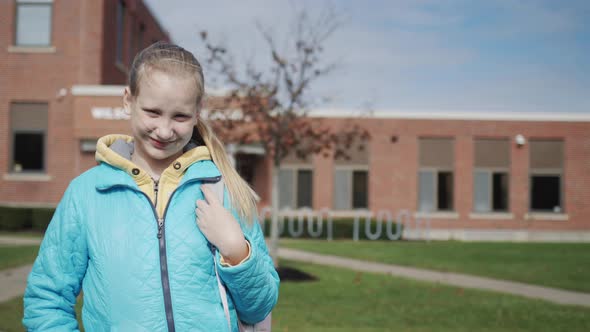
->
278, 168, 313, 209
530, 140, 564, 212
473, 139, 510, 212
333, 168, 369, 210
15, 0, 53, 47
333, 141, 369, 210
418, 138, 454, 212
116, 0, 126, 64
10, 103, 48, 172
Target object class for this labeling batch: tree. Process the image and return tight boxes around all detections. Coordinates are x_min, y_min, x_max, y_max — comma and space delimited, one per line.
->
200, 8, 370, 266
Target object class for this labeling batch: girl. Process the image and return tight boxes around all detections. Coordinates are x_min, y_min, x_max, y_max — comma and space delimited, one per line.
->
23, 42, 279, 331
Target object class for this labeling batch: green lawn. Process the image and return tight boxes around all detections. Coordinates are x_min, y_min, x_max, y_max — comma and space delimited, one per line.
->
273, 261, 590, 331
3, 260, 589, 331
281, 239, 590, 293
0, 246, 39, 271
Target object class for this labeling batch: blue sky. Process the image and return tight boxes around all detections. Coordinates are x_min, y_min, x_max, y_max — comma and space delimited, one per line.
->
143, 0, 590, 113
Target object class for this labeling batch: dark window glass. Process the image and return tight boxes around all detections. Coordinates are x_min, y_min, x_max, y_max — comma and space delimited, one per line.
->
13, 132, 44, 171
531, 175, 561, 211
437, 172, 453, 210
352, 170, 368, 208
492, 172, 509, 211
235, 153, 258, 185
296, 170, 313, 208
116, 1, 125, 63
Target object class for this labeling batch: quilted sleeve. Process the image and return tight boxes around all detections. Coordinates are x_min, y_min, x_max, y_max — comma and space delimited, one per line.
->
216, 192, 279, 324
22, 182, 88, 331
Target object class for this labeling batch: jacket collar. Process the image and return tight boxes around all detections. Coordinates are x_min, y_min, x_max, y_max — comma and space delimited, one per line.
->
94, 134, 218, 190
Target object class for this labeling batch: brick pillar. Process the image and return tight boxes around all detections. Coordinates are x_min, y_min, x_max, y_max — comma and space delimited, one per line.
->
455, 135, 473, 223
511, 136, 529, 224
313, 152, 333, 210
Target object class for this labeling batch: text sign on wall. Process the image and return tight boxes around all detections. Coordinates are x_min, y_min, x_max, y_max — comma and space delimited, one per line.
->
91, 107, 129, 120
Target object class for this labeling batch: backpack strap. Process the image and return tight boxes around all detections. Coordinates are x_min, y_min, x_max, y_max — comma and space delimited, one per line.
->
210, 178, 225, 206
209, 178, 233, 331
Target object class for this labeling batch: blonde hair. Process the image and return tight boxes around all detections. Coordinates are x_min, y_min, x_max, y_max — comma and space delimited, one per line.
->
129, 41, 259, 225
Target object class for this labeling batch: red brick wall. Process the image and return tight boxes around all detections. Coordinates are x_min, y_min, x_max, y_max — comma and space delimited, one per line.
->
101, 0, 169, 85
0, 0, 85, 204
302, 118, 590, 231
0, 0, 168, 205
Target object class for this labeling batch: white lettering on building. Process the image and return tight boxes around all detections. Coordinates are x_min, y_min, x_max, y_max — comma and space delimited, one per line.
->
91, 107, 130, 120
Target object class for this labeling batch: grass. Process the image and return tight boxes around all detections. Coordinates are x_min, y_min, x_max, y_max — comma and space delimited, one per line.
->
280, 239, 590, 293
0, 246, 39, 271
273, 260, 590, 331
2, 260, 589, 331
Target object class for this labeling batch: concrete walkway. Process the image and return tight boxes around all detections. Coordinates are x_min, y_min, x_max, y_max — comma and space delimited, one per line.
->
0, 264, 32, 302
1, 236, 589, 308
0, 235, 42, 246
0, 236, 40, 302
278, 247, 590, 307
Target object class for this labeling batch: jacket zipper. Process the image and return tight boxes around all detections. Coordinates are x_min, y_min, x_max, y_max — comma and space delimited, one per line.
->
144, 175, 222, 332
153, 179, 165, 239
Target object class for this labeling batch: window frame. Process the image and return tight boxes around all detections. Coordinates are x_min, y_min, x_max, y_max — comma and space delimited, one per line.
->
14, 0, 53, 47
10, 129, 47, 173
528, 139, 565, 213
418, 167, 455, 212
279, 165, 314, 210
529, 169, 564, 213
333, 164, 369, 210
473, 167, 510, 213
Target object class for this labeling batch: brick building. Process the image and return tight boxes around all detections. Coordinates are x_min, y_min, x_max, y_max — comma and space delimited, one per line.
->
0, 0, 168, 204
2, 1, 590, 241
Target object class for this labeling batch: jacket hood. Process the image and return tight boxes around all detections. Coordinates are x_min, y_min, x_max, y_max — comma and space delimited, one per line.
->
94, 134, 214, 190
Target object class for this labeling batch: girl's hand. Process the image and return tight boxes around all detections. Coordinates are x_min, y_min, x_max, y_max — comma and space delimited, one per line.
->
196, 184, 249, 265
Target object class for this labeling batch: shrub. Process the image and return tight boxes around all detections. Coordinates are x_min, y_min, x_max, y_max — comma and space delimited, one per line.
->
260, 217, 405, 240
0, 207, 55, 232
0, 207, 32, 231
32, 208, 55, 232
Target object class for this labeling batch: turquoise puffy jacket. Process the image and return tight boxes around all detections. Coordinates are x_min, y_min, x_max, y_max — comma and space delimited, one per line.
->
23, 159, 279, 331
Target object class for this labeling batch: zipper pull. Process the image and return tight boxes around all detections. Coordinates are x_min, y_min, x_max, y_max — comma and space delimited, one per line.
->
157, 218, 164, 239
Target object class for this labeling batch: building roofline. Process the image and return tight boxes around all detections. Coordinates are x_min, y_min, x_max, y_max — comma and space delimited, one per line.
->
310, 108, 590, 122
70, 85, 227, 97
69, 85, 590, 122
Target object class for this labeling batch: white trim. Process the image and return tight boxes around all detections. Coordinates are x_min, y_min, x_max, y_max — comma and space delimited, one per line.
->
64, 88, 590, 123
7, 46, 55, 53
414, 211, 459, 219
525, 213, 569, 221
333, 164, 369, 171
235, 144, 265, 155
62, 87, 590, 123
17, 0, 53, 3
71, 85, 125, 96
3, 173, 52, 182
279, 165, 314, 170
309, 108, 590, 122
469, 212, 514, 220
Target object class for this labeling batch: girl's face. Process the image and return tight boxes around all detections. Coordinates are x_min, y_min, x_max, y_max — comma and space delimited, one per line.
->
124, 69, 199, 167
